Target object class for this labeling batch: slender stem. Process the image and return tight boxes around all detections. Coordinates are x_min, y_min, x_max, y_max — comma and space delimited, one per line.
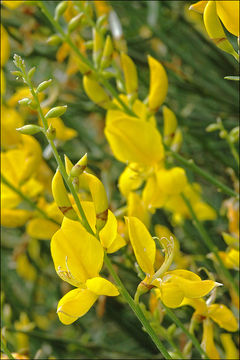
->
1, 174, 60, 226
104, 253, 172, 359
37, 0, 135, 117
1, 339, 15, 360
181, 193, 239, 294
226, 137, 239, 167
23, 71, 94, 236
161, 304, 209, 360
165, 146, 239, 198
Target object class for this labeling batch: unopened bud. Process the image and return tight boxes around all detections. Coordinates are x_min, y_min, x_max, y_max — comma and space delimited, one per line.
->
46, 124, 56, 140
121, 53, 138, 97
70, 153, 88, 177
11, 70, 22, 78
47, 34, 62, 46
18, 97, 31, 105
229, 127, 239, 143
219, 130, 227, 139
45, 105, 67, 119
36, 79, 53, 93
93, 28, 103, 66
16, 124, 43, 135
84, 172, 108, 230
84, 40, 93, 49
206, 123, 220, 132
100, 35, 114, 69
54, 1, 68, 21
28, 66, 36, 80
52, 169, 78, 220
68, 13, 84, 33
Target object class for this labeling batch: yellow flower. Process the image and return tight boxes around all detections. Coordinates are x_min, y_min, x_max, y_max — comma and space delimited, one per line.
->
51, 213, 119, 324
125, 216, 219, 306
190, 1, 239, 58
148, 55, 168, 113
179, 297, 238, 359
1, 106, 24, 149
220, 333, 239, 360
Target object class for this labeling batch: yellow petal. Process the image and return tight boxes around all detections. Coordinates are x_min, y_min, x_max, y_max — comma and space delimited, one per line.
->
193, 201, 217, 221
208, 304, 238, 332
16, 253, 37, 282
128, 192, 150, 228
107, 233, 126, 254
1, 208, 31, 228
2, 1, 23, 9
86, 277, 119, 296
125, 216, 156, 277
189, 1, 208, 14
26, 218, 60, 240
201, 318, 220, 359
216, 1, 239, 36
203, 1, 238, 58
163, 270, 219, 299
121, 53, 138, 97
158, 282, 184, 308
105, 116, 164, 165
143, 174, 168, 211
148, 55, 168, 112
156, 167, 188, 195
51, 219, 104, 285
83, 75, 111, 109
220, 333, 239, 360
99, 209, 117, 249
57, 288, 98, 325
1, 106, 23, 149
179, 298, 208, 315
163, 106, 177, 145
118, 164, 144, 197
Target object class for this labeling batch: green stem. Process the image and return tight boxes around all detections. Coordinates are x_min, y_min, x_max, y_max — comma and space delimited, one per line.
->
161, 304, 209, 360
165, 146, 238, 198
23, 70, 94, 236
1, 339, 15, 360
181, 193, 239, 294
37, 0, 135, 117
104, 253, 172, 359
1, 174, 60, 226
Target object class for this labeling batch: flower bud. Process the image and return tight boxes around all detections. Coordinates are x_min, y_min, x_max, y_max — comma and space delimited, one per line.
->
70, 153, 88, 177
76, 57, 92, 76
163, 106, 177, 145
84, 172, 108, 230
93, 28, 104, 66
206, 123, 220, 132
46, 124, 56, 140
68, 13, 83, 33
18, 97, 31, 105
121, 53, 138, 98
45, 105, 67, 119
16, 124, 43, 135
11, 70, 22, 78
100, 35, 114, 69
54, 1, 68, 21
83, 76, 111, 109
28, 66, 36, 80
47, 34, 62, 46
52, 169, 78, 220
36, 79, 53, 93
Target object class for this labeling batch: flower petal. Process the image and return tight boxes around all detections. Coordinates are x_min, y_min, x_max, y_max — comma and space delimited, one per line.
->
201, 318, 220, 359
99, 209, 117, 250
107, 234, 126, 254
51, 219, 104, 285
208, 304, 238, 332
26, 218, 60, 240
125, 216, 156, 277
105, 116, 164, 165
57, 288, 98, 325
86, 277, 119, 296
158, 281, 184, 308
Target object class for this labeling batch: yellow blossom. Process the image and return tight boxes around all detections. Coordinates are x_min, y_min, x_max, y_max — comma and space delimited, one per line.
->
51, 213, 119, 324
148, 55, 168, 113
